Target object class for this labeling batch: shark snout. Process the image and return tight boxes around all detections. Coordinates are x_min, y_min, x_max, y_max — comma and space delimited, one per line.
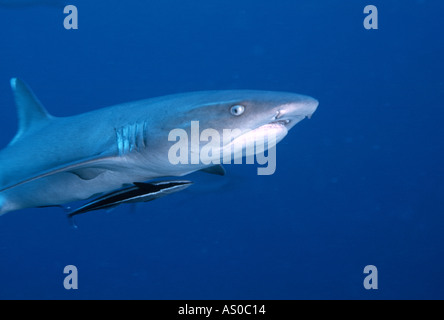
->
291, 96, 319, 118
304, 97, 319, 118
273, 96, 319, 128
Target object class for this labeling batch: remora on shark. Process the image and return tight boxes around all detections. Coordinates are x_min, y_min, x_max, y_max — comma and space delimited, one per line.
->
0, 78, 318, 216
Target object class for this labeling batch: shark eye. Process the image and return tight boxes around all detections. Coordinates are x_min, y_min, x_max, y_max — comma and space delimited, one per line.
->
230, 105, 245, 116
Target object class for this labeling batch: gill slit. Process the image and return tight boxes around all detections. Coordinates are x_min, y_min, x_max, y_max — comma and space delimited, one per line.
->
115, 121, 148, 156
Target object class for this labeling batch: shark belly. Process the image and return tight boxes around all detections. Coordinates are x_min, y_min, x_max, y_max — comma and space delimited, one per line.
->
0, 164, 151, 214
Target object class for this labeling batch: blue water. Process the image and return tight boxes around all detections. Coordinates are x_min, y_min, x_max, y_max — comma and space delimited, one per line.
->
0, 0, 443, 299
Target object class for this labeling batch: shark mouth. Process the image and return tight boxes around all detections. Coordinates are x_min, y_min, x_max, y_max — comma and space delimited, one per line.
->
270, 107, 311, 128
234, 112, 310, 150
222, 121, 289, 158
269, 119, 291, 126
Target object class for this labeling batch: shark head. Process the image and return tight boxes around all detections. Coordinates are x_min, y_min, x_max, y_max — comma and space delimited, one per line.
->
147, 90, 319, 175
182, 90, 318, 132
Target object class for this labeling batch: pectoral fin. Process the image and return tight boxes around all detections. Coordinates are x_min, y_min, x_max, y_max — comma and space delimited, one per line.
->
0, 155, 119, 193
199, 165, 226, 176
69, 167, 108, 180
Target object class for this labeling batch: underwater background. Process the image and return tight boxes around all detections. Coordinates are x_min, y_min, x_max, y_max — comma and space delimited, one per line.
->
0, 0, 443, 299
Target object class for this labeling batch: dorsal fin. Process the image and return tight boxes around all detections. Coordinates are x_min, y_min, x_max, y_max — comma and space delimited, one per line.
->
9, 78, 54, 145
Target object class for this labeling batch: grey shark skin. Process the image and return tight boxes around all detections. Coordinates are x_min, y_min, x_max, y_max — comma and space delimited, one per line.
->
0, 78, 318, 215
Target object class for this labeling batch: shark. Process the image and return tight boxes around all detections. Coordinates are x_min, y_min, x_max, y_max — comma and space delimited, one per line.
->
0, 78, 318, 216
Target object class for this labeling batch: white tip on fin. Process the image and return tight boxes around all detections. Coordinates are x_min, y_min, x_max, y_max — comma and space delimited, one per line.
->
9, 78, 54, 145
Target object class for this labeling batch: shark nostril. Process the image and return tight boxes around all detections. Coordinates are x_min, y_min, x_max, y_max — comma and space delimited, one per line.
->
273, 110, 282, 120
